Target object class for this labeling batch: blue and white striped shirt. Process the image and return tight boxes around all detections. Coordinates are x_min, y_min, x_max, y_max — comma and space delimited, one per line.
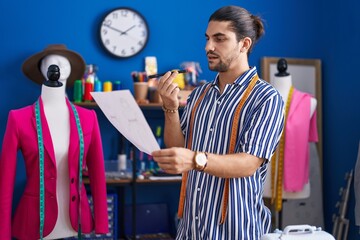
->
177, 67, 284, 239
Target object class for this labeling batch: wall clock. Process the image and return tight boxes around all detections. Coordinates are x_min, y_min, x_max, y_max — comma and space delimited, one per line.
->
99, 7, 149, 58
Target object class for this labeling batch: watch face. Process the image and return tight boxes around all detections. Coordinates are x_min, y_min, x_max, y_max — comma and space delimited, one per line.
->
100, 8, 149, 58
196, 153, 207, 166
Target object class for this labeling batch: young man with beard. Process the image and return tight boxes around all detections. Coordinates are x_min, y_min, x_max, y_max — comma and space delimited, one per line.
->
152, 6, 284, 239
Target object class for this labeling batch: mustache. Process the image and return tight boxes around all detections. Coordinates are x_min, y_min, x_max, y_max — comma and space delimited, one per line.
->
207, 51, 219, 57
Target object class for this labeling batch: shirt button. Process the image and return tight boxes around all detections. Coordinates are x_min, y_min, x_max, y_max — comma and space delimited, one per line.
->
197, 188, 200, 191
195, 216, 199, 220
72, 196, 76, 201
217, 101, 221, 104
71, 178, 75, 184
210, 128, 213, 132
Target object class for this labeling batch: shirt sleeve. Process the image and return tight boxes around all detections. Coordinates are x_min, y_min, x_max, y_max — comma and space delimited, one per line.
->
241, 93, 285, 161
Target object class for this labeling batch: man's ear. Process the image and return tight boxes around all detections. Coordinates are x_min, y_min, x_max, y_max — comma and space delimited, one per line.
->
241, 37, 252, 53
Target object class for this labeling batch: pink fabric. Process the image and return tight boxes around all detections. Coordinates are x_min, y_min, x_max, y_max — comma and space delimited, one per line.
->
283, 89, 318, 192
0, 98, 109, 240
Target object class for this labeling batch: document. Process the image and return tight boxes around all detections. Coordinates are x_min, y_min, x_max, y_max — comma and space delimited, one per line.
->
91, 90, 160, 155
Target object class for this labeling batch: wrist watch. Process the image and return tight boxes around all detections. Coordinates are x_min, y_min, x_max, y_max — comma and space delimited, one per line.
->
194, 152, 208, 171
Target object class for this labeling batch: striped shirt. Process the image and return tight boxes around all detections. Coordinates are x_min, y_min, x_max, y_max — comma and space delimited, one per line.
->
177, 67, 284, 240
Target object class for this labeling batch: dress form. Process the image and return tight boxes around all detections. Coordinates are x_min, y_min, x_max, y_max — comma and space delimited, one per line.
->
271, 59, 317, 116
40, 55, 77, 239
264, 58, 317, 199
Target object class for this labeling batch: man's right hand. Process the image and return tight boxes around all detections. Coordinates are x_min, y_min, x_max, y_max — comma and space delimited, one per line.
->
157, 71, 181, 110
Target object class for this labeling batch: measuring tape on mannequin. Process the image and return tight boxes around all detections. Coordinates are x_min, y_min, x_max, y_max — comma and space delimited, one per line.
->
270, 85, 294, 211
35, 99, 84, 239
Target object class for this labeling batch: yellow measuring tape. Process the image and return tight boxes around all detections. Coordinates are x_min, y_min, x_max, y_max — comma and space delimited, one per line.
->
270, 86, 294, 211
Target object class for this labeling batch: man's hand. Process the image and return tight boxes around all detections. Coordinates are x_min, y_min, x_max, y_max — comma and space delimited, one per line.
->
151, 147, 195, 174
157, 71, 181, 110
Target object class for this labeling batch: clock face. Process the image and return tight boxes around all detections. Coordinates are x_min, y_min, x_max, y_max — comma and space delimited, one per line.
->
100, 8, 149, 58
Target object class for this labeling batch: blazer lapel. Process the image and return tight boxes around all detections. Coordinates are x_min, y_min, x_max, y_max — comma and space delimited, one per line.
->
66, 99, 80, 169
32, 98, 56, 167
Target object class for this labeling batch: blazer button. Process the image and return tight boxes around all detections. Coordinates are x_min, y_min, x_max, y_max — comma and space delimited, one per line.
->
71, 178, 75, 184
72, 196, 76, 201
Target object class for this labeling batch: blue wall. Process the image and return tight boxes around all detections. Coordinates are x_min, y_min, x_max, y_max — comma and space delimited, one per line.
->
0, 0, 359, 239
318, 0, 360, 239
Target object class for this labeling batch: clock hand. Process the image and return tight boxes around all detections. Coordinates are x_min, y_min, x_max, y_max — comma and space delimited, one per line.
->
123, 33, 145, 43
103, 24, 125, 34
121, 25, 136, 35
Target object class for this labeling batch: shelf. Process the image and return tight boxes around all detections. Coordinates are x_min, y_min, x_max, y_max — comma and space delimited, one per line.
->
74, 88, 192, 110
135, 178, 181, 184
74, 101, 186, 109
83, 177, 181, 185
74, 101, 161, 108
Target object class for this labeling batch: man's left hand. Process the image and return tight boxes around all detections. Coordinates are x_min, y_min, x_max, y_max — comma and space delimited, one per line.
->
151, 147, 195, 174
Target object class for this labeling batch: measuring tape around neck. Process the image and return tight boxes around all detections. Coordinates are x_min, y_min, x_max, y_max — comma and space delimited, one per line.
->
35, 99, 84, 239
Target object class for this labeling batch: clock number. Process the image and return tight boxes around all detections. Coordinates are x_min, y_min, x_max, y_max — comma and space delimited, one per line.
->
121, 10, 128, 17
103, 20, 112, 27
132, 12, 138, 20
121, 49, 126, 56
112, 12, 118, 19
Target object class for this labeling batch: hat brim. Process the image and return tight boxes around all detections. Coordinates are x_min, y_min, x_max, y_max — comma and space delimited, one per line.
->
22, 45, 86, 88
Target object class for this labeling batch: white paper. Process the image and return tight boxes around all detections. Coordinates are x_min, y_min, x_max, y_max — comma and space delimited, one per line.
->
91, 90, 160, 155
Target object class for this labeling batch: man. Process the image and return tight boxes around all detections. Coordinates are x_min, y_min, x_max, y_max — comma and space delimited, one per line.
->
152, 6, 284, 239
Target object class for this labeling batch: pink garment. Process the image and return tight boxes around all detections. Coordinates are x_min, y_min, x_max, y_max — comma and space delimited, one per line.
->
283, 88, 318, 192
0, 98, 109, 240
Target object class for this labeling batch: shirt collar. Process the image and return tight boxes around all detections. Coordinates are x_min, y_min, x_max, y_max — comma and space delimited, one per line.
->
210, 66, 258, 87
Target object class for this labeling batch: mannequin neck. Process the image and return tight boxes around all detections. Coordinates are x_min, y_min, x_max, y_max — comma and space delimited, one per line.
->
41, 84, 67, 106
271, 75, 293, 101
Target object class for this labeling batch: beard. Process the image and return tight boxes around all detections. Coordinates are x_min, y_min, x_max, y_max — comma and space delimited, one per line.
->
209, 61, 229, 72
207, 50, 238, 72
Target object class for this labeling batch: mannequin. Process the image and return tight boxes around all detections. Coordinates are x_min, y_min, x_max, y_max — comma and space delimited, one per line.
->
263, 58, 322, 229
0, 44, 109, 239
264, 58, 317, 199
271, 58, 317, 118
40, 55, 75, 239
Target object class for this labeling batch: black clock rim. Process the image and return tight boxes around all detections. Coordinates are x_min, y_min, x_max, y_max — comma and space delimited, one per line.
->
98, 7, 150, 58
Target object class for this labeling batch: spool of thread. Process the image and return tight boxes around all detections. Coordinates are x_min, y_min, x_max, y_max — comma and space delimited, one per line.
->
118, 154, 127, 171
73, 79, 83, 103
113, 81, 121, 90
83, 82, 93, 102
94, 80, 102, 92
103, 81, 113, 92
